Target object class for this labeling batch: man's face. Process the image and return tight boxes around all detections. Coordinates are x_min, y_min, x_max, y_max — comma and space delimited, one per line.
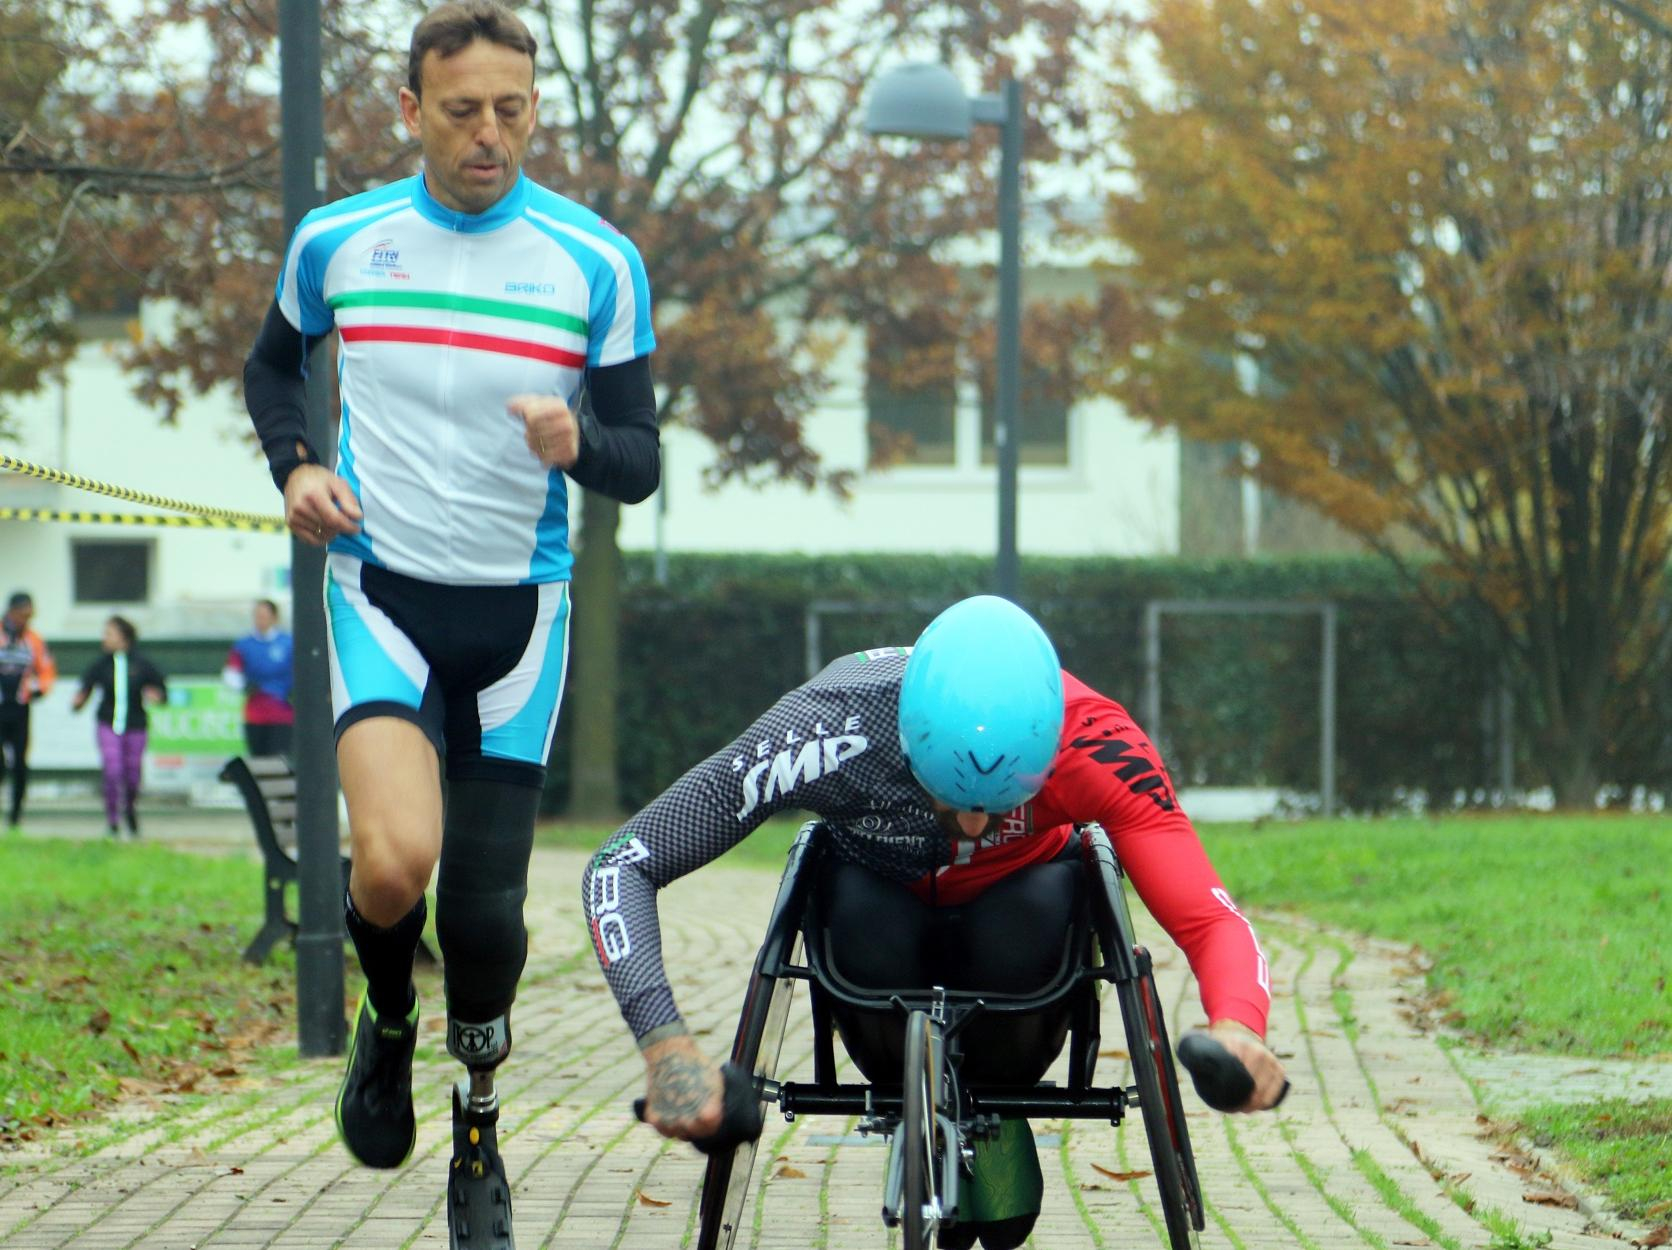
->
931, 802, 1004, 842
6, 604, 32, 631
253, 603, 277, 632
399, 39, 538, 215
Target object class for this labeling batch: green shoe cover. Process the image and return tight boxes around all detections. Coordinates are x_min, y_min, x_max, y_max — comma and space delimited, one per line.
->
959, 1117, 1042, 1224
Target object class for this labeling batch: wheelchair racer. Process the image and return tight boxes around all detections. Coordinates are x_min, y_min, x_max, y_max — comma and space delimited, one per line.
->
584, 595, 1287, 1248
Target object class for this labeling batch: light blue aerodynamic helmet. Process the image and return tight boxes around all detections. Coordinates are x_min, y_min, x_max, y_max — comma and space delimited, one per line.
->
898, 595, 1065, 812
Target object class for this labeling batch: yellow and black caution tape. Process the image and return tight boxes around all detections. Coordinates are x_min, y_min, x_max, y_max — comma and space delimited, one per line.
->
0, 452, 284, 532
0, 508, 285, 534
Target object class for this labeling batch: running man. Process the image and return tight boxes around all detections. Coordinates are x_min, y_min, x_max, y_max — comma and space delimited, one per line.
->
242, 5, 658, 1247
585, 596, 1286, 1250
0, 592, 56, 834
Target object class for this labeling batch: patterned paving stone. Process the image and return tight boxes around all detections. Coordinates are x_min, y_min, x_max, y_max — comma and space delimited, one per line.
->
1, 845, 1662, 1248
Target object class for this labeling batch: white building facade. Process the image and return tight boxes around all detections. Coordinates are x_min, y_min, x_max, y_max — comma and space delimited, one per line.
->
0, 292, 1181, 647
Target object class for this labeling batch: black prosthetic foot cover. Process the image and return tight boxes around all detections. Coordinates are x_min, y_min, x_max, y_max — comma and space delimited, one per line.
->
448, 1085, 515, 1250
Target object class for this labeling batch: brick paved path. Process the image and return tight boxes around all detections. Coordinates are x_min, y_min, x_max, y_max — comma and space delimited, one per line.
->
0, 847, 1659, 1249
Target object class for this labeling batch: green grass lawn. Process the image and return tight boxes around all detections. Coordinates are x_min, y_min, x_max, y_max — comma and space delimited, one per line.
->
0, 837, 298, 1141
1518, 1099, 1672, 1223
1197, 814, 1670, 1057
1198, 813, 1671, 1228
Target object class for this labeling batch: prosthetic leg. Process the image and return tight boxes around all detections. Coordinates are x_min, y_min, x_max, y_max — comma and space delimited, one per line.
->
437, 777, 540, 1250
448, 1018, 515, 1250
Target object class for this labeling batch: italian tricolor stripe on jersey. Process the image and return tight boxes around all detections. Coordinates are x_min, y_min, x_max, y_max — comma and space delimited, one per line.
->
338, 324, 588, 367
328, 289, 590, 336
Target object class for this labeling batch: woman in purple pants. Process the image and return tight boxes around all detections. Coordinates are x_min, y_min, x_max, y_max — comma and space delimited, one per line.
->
73, 617, 167, 839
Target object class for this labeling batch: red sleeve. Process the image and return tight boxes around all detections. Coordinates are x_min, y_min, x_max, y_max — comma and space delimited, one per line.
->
225, 647, 244, 671
1043, 679, 1271, 1035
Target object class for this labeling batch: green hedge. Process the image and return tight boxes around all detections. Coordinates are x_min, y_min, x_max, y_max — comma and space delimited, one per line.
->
542, 553, 1551, 814
72, 555, 1665, 813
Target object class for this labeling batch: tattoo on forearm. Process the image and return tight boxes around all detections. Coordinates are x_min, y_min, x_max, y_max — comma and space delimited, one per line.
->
649, 1053, 713, 1122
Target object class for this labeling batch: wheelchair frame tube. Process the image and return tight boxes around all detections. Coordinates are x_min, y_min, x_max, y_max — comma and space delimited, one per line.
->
776, 1082, 1129, 1124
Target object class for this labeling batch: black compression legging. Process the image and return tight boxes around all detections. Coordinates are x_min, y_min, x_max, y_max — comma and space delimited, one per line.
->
818, 855, 1082, 1086
0, 705, 31, 826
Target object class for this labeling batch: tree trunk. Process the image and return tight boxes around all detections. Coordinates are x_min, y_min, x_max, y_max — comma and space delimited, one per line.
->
565, 489, 624, 821
1527, 638, 1609, 811
1544, 733, 1603, 810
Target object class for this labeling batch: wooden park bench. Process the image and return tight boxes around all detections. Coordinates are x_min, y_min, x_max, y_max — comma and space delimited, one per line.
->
220, 755, 436, 967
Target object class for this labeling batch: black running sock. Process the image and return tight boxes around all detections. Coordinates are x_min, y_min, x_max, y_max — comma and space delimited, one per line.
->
345, 890, 425, 1020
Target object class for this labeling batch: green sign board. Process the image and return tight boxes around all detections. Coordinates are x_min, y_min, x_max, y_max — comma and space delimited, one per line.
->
146, 677, 245, 758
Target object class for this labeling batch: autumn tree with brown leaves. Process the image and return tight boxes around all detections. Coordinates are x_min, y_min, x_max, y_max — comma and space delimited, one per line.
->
3, 0, 1123, 815
1112, 0, 1672, 806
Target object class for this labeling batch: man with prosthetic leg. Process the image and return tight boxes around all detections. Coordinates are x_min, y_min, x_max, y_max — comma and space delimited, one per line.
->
242, 5, 660, 1244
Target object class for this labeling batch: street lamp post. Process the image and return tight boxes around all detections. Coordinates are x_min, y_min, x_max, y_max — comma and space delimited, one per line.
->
865, 65, 1025, 603
279, 0, 345, 1058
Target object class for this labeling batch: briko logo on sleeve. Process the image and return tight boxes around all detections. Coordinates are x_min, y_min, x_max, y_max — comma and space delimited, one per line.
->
733, 717, 869, 819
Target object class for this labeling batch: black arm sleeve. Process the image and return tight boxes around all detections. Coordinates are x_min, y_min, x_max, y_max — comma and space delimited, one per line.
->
242, 301, 322, 491
567, 355, 660, 504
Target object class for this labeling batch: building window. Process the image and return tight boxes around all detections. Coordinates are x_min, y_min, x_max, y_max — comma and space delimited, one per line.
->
866, 319, 957, 467
72, 540, 152, 604
979, 365, 1071, 466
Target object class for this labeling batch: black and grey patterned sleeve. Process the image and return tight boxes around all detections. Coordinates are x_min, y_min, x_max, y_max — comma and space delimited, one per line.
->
582, 681, 874, 1041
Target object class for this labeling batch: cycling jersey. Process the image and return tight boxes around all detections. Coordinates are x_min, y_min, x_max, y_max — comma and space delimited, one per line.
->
583, 650, 1272, 1042
274, 171, 655, 586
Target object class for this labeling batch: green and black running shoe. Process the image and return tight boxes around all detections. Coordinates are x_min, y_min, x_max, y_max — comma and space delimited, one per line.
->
448, 1082, 515, 1250
335, 989, 418, 1168
940, 1118, 1042, 1250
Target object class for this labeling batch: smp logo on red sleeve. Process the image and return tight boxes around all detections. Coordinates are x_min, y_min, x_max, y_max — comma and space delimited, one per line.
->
1069, 735, 1177, 812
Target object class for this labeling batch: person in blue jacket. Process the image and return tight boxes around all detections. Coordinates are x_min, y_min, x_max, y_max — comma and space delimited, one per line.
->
222, 599, 295, 757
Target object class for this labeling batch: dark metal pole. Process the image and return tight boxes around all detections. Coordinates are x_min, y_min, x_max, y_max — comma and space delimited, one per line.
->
994, 78, 1023, 603
280, 0, 345, 1058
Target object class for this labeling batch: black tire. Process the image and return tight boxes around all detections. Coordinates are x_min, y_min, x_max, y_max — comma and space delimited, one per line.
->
695, 938, 801, 1250
1117, 958, 1204, 1250
900, 1009, 938, 1250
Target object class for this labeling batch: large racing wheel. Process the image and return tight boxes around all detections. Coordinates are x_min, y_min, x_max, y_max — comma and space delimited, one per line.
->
1083, 824, 1204, 1250
694, 940, 800, 1250
1116, 949, 1205, 1250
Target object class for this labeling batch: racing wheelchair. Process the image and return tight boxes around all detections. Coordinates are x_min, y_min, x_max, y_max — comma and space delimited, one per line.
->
689, 820, 1242, 1250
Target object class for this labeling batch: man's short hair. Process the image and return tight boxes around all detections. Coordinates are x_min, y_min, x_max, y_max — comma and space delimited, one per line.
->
6, 593, 32, 612
256, 598, 281, 619
408, 2, 537, 98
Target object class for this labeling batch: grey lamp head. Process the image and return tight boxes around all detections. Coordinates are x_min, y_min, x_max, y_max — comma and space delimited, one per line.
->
863, 63, 972, 140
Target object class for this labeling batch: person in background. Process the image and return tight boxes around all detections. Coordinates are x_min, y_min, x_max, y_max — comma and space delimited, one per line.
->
73, 616, 167, 839
0, 591, 57, 834
223, 598, 295, 757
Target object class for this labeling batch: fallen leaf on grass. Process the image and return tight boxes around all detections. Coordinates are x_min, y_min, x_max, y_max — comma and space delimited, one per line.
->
636, 1192, 671, 1208
772, 1164, 808, 1179
1647, 1201, 1672, 1220
1521, 1191, 1579, 1210
86, 1009, 112, 1035
1091, 1164, 1151, 1182
1634, 1227, 1670, 1248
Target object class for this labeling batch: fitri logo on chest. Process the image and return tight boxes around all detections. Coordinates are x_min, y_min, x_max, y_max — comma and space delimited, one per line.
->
358, 238, 410, 280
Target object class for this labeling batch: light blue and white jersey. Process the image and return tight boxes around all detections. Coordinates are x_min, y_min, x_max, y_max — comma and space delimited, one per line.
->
275, 172, 655, 585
